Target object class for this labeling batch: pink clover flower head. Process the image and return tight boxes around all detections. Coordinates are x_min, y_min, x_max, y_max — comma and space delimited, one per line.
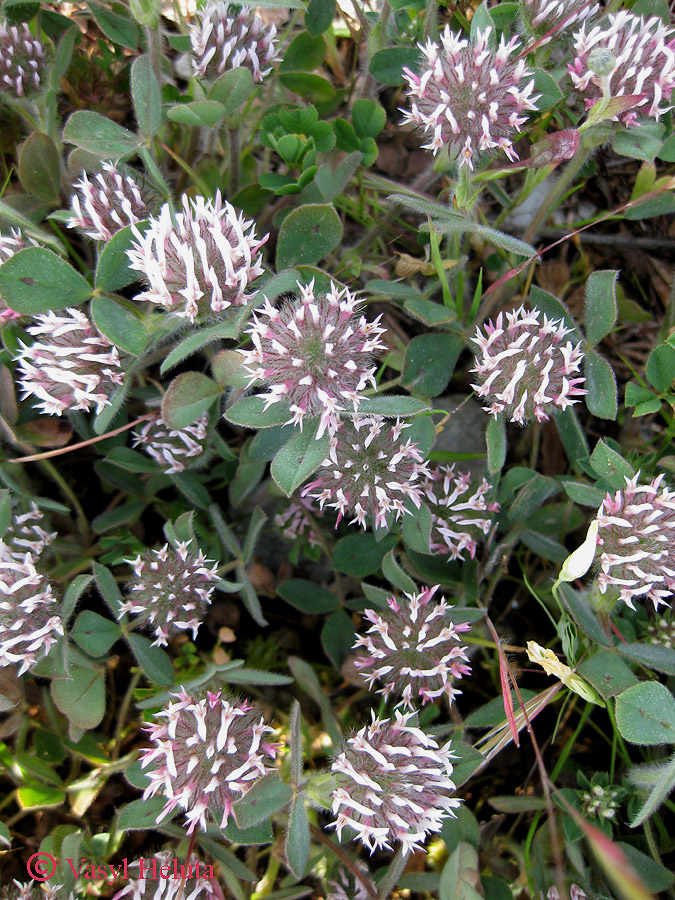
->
240, 280, 386, 438
422, 465, 499, 559
127, 191, 268, 323
595, 472, 675, 609
569, 11, 675, 125
133, 412, 210, 474
69, 163, 154, 242
471, 305, 587, 425
353, 584, 472, 709
0, 554, 63, 676
0, 502, 56, 561
325, 863, 372, 900
521, 0, 599, 45
112, 851, 217, 900
302, 415, 430, 530
274, 499, 322, 548
330, 709, 460, 854
0, 229, 38, 322
4, 883, 62, 900
120, 541, 219, 647
401, 26, 539, 168
0, 19, 44, 97
190, 1, 281, 83
140, 687, 278, 834
15, 307, 125, 416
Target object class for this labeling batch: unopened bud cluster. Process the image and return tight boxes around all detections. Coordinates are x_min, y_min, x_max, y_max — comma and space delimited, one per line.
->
69, 163, 154, 242
190, 1, 280, 83
127, 192, 267, 323
15, 308, 125, 416
422, 465, 499, 559
133, 413, 210, 474
569, 12, 675, 125
471, 306, 586, 425
302, 416, 429, 529
402, 26, 538, 168
581, 782, 621, 820
141, 687, 277, 833
595, 473, 675, 609
274, 500, 321, 549
331, 710, 460, 854
647, 613, 675, 649
0, 19, 44, 97
120, 542, 219, 646
353, 585, 472, 709
240, 281, 386, 438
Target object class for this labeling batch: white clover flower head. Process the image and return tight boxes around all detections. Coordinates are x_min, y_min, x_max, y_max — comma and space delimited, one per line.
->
140, 687, 278, 834
0, 502, 56, 561
0, 554, 63, 676
569, 11, 675, 125
401, 26, 539, 168
120, 541, 219, 647
0, 19, 44, 97
353, 584, 472, 709
471, 306, 587, 425
274, 499, 321, 548
126, 191, 268, 323
240, 281, 387, 438
69, 163, 154, 242
325, 863, 372, 900
112, 851, 217, 900
330, 709, 460, 854
547, 887, 587, 900
521, 0, 598, 45
133, 412, 210, 475
302, 415, 430, 530
0, 229, 38, 322
190, 0, 281, 83
595, 472, 675, 609
4, 883, 64, 900
421, 465, 499, 559
15, 307, 125, 416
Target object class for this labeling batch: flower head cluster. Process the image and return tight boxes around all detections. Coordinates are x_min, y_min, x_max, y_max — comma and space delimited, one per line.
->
69, 163, 154, 242
402, 26, 539, 168
127, 191, 267, 323
647, 612, 675, 649
521, 0, 598, 44
190, 1, 280, 83
569, 12, 675, 126
112, 851, 216, 900
0, 555, 63, 675
240, 281, 386, 437
595, 473, 675, 609
547, 887, 587, 900
0, 19, 44, 97
422, 465, 499, 559
15, 307, 125, 416
471, 306, 587, 425
581, 780, 622, 821
133, 412, 210, 474
1, 503, 55, 561
353, 585, 472, 709
140, 687, 277, 833
3, 883, 61, 900
120, 542, 219, 647
325, 864, 372, 900
0, 229, 36, 321
274, 500, 321, 549
331, 710, 460, 854
302, 416, 430, 529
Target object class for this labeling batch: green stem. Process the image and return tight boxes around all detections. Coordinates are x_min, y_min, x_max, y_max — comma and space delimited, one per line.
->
38, 459, 90, 540
523, 144, 594, 245
229, 126, 240, 196
378, 845, 407, 900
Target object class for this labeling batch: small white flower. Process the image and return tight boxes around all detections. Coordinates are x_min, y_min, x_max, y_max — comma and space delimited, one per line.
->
559, 519, 599, 583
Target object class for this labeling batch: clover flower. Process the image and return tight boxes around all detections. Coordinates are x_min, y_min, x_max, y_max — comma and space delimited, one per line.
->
569, 12, 675, 125
471, 306, 587, 425
0, 19, 44, 97
140, 687, 277, 834
112, 851, 216, 900
421, 465, 499, 559
127, 191, 267, 323
302, 416, 429, 529
15, 307, 125, 416
120, 542, 219, 647
647, 612, 675, 649
0, 229, 37, 321
331, 710, 460, 854
274, 500, 321, 549
401, 26, 539, 168
521, 0, 598, 44
353, 585, 472, 709
1, 503, 56, 561
4, 884, 62, 900
133, 412, 210, 474
69, 163, 154, 242
190, 1, 280, 83
581, 781, 621, 820
595, 473, 675, 609
240, 281, 386, 438
326, 863, 372, 900
547, 887, 587, 900
0, 555, 63, 676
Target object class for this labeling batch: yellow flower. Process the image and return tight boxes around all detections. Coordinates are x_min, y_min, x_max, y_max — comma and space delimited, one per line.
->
526, 641, 602, 705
